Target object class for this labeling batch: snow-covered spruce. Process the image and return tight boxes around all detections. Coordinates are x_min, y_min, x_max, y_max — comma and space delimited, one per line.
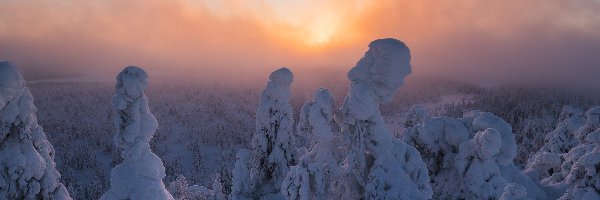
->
282, 88, 341, 199
0, 61, 72, 199
233, 68, 298, 199
101, 66, 174, 200
336, 38, 432, 199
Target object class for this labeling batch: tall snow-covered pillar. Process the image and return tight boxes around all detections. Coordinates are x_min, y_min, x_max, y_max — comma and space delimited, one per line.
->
101, 66, 173, 200
0, 61, 72, 200
337, 39, 432, 199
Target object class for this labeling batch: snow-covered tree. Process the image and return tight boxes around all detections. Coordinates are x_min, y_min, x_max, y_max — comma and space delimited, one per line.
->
230, 148, 251, 200
168, 174, 226, 200
234, 67, 297, 199
336, 38, 432, 199
282, 88, 342, 199
458, 111, 548, 199
541, 106, 586, 154
554, 106, 600, 199
500, 183, 530, 200
402, 108, 469, 198
560, 145, 600, 200
168, 175, 191, 199
212, 175, 226, 200
0, 61, 72, 199
403, 106, 548, 199
524, 106, 586, 181
454, 127, 507, 199
101, 66, 174, 200
402, 105, 430, 128
295, 89, 334, 150
574, 107, 600, 144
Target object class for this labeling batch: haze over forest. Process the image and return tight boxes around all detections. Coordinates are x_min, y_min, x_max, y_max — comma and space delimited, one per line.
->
1, 0, 600, 86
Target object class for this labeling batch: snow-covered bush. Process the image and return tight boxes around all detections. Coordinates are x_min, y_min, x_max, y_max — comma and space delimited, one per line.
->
336, 38, 432, 199
0, 61, 72, 199
101, 66, 174, 200
282, 88, 341, 199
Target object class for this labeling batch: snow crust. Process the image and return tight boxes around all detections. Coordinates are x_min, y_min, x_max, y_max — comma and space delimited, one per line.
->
0, 61, 72, 199
101, 66, 174, 200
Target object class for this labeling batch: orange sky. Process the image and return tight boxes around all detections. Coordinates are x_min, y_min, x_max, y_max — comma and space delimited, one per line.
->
1, 0, 599, 83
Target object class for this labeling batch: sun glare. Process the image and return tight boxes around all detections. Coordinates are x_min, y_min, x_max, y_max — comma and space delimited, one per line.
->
305, 16, 338, 45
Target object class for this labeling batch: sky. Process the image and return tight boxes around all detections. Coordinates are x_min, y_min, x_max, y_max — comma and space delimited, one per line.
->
1, 0, 599, 85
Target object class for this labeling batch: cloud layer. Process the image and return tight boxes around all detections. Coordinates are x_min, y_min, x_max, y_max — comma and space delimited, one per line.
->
1, 0, 599, 84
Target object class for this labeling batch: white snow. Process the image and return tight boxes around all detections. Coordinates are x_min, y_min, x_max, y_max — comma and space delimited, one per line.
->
101, 66, 174, 200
